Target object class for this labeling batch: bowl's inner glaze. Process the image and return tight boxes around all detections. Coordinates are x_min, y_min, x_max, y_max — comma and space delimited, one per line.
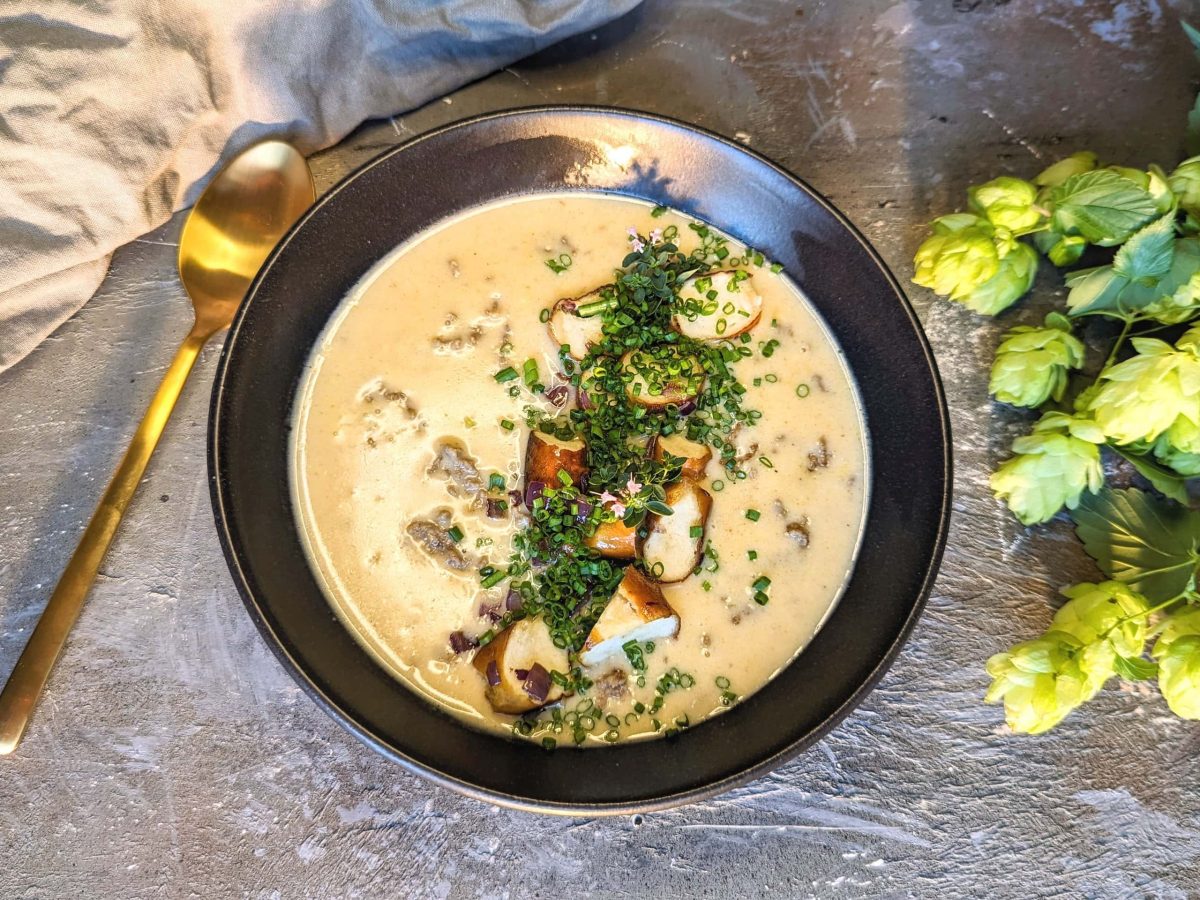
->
209, 108, 949, 813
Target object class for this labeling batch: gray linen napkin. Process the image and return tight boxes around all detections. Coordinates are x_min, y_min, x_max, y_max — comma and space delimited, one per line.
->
0, 0, 639, 374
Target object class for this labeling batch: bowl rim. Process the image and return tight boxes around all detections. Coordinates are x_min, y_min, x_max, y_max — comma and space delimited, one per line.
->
208, 104, 952, 815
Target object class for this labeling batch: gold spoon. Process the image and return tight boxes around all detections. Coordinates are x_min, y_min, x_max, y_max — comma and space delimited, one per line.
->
0, 140, 315, 754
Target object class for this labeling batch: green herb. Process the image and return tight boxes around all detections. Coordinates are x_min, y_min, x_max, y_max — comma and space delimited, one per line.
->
539, 308, 551, 323
523, 358, 540, 389
546, 253, 573, 274
770, 262, 783, 273
796, 384, 810, 398
494, 367, 518, 383
747, 550, 757, 561
744, 509, 761, 522
689, 525, 703, 538
488, 473, 506, 492
499, 419, 515, 431
759, 456, 774, 468
446, 525, 464, 543
651, 205, 668, 218
464, 416, 476, 428
911, 24, 1200, 735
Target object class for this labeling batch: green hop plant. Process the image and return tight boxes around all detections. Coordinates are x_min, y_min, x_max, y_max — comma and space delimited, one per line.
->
989, 412, 1104, 525
970, 176, 1045, 234
1152, 434, 1200, 475
1142, 270, 1200, 325
913, 214, 1036, 314
1152, 607, 1200, 719
1087, 331, 1200, 448
985, 630, 1112, 734
989, 312, 1085, 408
1107, 164, 1176, 215
1168, 156, 1200, 214
1053, 581, 1149, 659
1034, 151, 1098, 189
1034, 230, 1088, 267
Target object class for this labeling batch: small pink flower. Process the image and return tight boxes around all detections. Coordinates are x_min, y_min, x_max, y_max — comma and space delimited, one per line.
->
599, 491, 620, 506
626, 477, 643, 495
610, 501, 627, 517
649, 228, 663, 243
631, 238, 645, 252
627, 226, 639, 238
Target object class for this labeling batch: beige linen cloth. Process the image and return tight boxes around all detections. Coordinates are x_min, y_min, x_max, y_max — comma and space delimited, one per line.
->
0, 0, 639, 373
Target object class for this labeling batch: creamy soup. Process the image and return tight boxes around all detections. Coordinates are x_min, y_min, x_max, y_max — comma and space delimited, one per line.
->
291, 193, 868, 747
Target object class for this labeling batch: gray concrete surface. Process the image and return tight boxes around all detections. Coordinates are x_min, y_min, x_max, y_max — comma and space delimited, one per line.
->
3, 1, 1200, 896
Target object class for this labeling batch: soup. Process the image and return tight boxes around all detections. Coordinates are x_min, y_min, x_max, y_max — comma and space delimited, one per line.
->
291, 193, 868, 747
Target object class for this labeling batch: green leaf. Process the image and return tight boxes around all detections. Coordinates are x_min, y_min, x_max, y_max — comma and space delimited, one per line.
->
1184, 20, 1200, 59
1050, 170, 1159, 246
1073, 488, 1200, 603
1107, 445, 1192, 505
644, 500, 674, 516
1114, 654, 1159, 681
1065, 267, 1128, 316
1113, 216, 1177, 283
1189, 94, 1200, 158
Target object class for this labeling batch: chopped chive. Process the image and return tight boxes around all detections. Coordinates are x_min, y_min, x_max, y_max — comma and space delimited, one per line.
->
711, 480, 725, 492
715, 246, 729, 260
765, 373, 778, 383
702, 580, 712, 591
488, 473, 506, 492
747, 550, 758, 561
539, 308, 550, 323
651, 205, 668, 218
545, 253, 572, 274
752, 576, 771, 592
770, 262, 783, 273
447, 525, 464, 543
481, 570, 507, 589
753, 377, 762, 387
494, 366, 518, 383
523, 358, 540, 388
500, 418, 516, 431
715, 675, 731, 689
754, 591, 769, 606
796, 383, 811, 398
541, 737, 557, 750
715, 318, 727, 335
745, 509, 761, 522
464, 416, 476, 428
689, 525, 703, 538
759, 456, 774, 468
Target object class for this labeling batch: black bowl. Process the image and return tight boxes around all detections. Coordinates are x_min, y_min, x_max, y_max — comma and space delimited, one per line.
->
208, 107, 950, 814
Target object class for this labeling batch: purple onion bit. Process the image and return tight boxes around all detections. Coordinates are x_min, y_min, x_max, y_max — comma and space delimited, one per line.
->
509, 488, 524, 509
504, 589, 524, 613
574, 499, 593, 522
485, 497, 508, 519
578, 388, 594, 410
675, 399, 697, 416
478, 602, 501, 623
449, 630, 478, 654
559, 300, 576, 314
546, 384, 571, 408
522, 663, 551, 703
524, 480, 546, 508
514, 668, 529, 680
486, 660, 501, 687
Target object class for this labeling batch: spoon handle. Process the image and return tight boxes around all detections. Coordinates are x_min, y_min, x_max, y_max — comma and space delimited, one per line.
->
0, 324, 210, 754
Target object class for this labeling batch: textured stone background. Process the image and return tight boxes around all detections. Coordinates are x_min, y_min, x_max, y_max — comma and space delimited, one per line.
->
3, 1, 1200, 897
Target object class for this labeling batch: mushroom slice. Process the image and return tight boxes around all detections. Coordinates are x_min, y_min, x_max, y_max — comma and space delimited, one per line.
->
621, 347, 705, 409
471, 618, 569, 714
672, 270, 763, 341
640, 479, 713, 583
584, 519, 638, 560
579, 567, 680, 667
653, 432, 713, 480
524, 431, 588, 497
548, 295, 606, 360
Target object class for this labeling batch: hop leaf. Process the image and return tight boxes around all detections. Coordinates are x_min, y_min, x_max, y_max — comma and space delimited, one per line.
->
1152, 435, 1200, 476
1087, 330, 1200, 447
985, 631, 1111, 734
1049, 169, 1160, 247
1054, 581, 1150, 660
1034, 229, 1088, 267
990, 412, 1104, 525
1152, 607, 1200, 719
969, 176, 1045, 234
989, 312, 1085, 408
1035, 152, 1098, 189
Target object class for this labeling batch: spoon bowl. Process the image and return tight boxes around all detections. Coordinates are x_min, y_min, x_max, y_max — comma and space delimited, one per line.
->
180, 141, 314, 331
